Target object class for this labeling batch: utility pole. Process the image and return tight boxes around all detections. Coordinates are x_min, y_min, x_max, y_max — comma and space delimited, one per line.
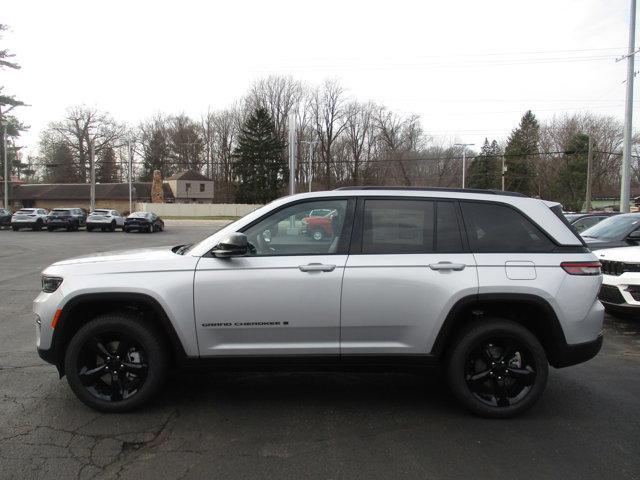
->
454, 143, 474, 188
301, 140, 317, 192
620, 0, 637, 212
89, 139, 96, 212
585, 136, 594, 212
288, 113, 297, 195
2, 122, 7, 209
501, 156, 507, 191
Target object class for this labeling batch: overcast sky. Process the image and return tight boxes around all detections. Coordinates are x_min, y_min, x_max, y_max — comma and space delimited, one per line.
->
2, 0, 636, 154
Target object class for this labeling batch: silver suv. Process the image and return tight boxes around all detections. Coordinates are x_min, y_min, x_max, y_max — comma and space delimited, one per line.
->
34, 188, 604, 417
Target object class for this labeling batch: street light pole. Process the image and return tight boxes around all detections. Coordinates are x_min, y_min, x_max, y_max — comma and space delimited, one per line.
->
454, 143, 474, 189
620, 0, 637, 212
301, 140, 317, 192
2, 122, 8, 209
89, 139, 96, 212
585, 135, 594, 212
288, 113, 297, 195
128, 140, 133, 214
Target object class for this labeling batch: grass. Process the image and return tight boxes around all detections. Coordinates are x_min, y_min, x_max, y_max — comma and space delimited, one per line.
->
161, 215, 240, 221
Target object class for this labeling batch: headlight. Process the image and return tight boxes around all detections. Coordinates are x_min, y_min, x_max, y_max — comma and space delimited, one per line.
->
42, 276, 63, 293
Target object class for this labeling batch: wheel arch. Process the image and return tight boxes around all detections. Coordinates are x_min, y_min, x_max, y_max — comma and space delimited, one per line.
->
52, 292, 187, 375
432, 293, 568, 367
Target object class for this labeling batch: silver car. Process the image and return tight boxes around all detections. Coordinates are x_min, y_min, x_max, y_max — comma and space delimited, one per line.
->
86, 209, 126, 232
34, 188, 603, 417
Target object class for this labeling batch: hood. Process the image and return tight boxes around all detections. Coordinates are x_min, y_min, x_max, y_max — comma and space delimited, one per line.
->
52, 246, 177, 266
595, 246, 640, 262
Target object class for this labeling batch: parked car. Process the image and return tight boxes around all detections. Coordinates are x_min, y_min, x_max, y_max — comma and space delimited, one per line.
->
46, 208, 87, 232
595, 245, 640, 318
87, 209, 126, 232
0, 208, 12, 228
564, 212, 618, 233
301, 209, 338, 241
11, 208, 48, 231
581, 213, 640, 250
124, 212, 164, 233
34, 188, 603, 418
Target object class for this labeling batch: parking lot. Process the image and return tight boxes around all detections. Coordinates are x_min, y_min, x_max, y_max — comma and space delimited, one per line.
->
1, 225, 639, 480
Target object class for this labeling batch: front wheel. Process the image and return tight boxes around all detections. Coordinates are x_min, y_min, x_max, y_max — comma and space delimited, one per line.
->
446, 318, 548, 418
64, 313, 168, 412
87, 226, 93, 232
12, 226, 19, 231
33, 219, 43, 231
109, 221, 116, 232
311, 228, 324, 241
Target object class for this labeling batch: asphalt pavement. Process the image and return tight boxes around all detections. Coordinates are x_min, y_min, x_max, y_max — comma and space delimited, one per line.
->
0, 225, 639, 480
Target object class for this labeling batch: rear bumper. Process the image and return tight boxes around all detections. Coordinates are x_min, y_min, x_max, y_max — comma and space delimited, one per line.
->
46, 221, 73, 228
548, 334, 603, 368
11, 221, 38, 227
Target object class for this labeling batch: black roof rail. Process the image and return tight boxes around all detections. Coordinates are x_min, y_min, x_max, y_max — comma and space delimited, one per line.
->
333, 186, 527, 197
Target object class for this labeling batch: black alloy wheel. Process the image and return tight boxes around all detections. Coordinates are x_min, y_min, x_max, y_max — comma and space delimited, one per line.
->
446, 318, 548, 418
464, 337, 536, 408
76, 333, 149, 402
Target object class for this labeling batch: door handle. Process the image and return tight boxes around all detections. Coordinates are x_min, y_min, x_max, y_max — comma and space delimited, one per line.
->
429, 261, 466, 271
299, 263, 336, 272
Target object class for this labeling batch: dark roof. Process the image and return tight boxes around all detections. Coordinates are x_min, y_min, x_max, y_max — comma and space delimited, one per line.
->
167, 170, 211, 181
13, 183, 175, 201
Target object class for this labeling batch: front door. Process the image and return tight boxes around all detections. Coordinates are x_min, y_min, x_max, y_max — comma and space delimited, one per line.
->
194, 198, 354, 357
340, 199, 479, 355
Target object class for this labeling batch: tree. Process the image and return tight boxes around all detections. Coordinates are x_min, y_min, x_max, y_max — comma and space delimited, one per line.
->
42, 106, 125, 181
166, 114, 204, 173
504, 111, 539, 195
96, 146, 118, 183
467, 139, 501, 189
139, 116, 170, 181
233, 108, 287, 203
44, 143, 78, 183
550, 133, 589, 212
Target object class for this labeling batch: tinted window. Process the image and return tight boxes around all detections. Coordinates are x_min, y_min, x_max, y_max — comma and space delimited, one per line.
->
363, 200, 434, 254
572, 216, 604, 233
436, 201, 463, 252
581, 214, 640, 239
243, 200, 349, 256
461, 202, 555, 252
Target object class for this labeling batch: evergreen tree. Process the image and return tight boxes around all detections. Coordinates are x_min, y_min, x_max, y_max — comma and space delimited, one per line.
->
233, 107, 287, 203
504, 111, 539, 195
96, 146, 118, 183
550, 133, 589, 212
140, 128, 170, 181
46, 143, 78, 183
467, 138, 501, 189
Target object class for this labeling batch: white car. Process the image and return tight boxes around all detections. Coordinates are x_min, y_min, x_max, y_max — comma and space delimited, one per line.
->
595, 245, 640, 316
11, 208, 49, 231
86, 209, 126, 232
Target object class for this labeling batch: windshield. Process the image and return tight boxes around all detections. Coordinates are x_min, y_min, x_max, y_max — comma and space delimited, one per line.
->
581, 215, 640, 239
16, 209, 34, 214
129, 212, 151, 218
51, 210, 71, 216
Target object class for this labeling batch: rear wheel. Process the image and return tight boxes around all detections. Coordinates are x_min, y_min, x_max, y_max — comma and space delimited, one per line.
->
64, 313, 168, 412
311, 228, 324, 241
446, 318, 548, 418
47, 227, 54, 232
109, 221, 116, 232
87, 226, 93, 232
33, 219, 43, 231
12, 226, 19, 231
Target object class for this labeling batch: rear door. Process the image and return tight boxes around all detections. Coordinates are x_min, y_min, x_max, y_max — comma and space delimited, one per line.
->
340, 198, 478, 355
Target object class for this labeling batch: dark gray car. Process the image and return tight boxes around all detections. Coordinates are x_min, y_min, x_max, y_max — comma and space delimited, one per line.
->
581, 213, 640, 250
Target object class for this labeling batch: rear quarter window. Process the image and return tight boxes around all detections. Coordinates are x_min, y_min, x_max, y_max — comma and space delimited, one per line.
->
461, 202, 555, 253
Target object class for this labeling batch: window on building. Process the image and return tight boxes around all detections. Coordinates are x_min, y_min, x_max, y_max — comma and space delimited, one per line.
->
185, 182, 191, 192
200, 183, 205, 192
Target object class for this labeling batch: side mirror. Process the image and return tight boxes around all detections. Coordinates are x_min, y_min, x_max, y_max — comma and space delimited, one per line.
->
212, 232, 248, 258
628, 230, 640, 241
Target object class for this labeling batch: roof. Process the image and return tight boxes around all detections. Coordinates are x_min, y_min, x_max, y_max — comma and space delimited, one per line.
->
335, 186, 526, 197
12, 183, 175, 201
167, 170, 211, 181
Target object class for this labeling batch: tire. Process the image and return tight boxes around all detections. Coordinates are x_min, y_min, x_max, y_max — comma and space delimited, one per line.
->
64, 313, 168, 413
33, 219, 43, 231
124, 227, 130, 233
445, 318, 548, 418
87, 226, 93, 232
109, 221, 116, 232
47, 227, 54, 232
311, 228, 324, 241
12, 226, 19, 231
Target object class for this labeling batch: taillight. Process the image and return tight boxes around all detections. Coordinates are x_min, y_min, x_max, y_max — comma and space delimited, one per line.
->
560, 261, 601, 275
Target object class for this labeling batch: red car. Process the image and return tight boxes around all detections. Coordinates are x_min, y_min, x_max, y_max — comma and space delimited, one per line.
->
301, 209, 337, 241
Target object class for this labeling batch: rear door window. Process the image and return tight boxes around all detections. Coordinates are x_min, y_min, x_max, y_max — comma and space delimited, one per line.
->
362, 200, 434, 254
461, 202, 555, 252
436, 201, 463, 252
